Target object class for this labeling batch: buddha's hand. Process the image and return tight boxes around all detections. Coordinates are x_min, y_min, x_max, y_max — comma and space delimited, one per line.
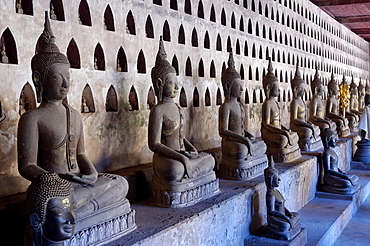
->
181, 157, 193, 179
64, 172, 98, 184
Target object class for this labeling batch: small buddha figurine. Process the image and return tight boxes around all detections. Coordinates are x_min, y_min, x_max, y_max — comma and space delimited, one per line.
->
309, 67, 337, 134
290, 64, 321, 151
149, 37, 218, 207
16, 0, 23, 14
219, 51, 267, 180
50, 3, 57, 20
27, 173, 75, 246
94, 57, 98, 70
261, 59, 301, 162
82, 98, 89, 113
264, 156, 301, 240
358, 78, 365, 111
18, 13, 135, 245
326, 72, 350, 136
117, 58, 122, 72
1, 44, 9, 64
343, 75, 360, 132
320, 128, 359, 194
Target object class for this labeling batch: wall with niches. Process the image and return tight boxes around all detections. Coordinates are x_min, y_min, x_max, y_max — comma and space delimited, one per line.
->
0, 0, 368, 197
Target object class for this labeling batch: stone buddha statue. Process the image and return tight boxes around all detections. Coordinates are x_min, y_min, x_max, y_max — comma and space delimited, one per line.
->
342, 75, 360, 133
320, 128, 359, 195
309, 67, 337, 134
326, 72, 350, 136
148, 37, 219, 207
264, 156, 301, 240
27, 173, 75, 246
218, 51, 267, 180
358, 78, 365, 111
18, 13, 135, 245
261, 59, 301, 162
290, 64, 322, 151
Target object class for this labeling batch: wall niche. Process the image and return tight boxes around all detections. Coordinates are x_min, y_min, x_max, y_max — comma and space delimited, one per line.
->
180, 87, 187, 107
19, 83, 36, 115
106, 85, 118, 112
81, 84, 95, 113
129, 86, 139, 111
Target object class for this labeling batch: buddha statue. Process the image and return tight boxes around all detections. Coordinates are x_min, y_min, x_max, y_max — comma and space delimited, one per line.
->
264, 156, 301, 240
326, 72, 350, 136
261, 59, 301, 162
354, 94, 370, 162
18, 13, 135, 245
320, 128, 359, 194
27, 173, 75, 246
218, 51, 267, 180
148, 37, 219, 207
358, 78, 365, 111
309, 67, 337, 134
346, 76, 361, 132
290, 64, 322, 151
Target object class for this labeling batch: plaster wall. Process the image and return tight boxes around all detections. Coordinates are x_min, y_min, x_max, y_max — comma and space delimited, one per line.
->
0, 0, 369, 197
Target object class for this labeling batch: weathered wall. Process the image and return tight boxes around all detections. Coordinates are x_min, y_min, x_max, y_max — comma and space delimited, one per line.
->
0, 0, 369, 197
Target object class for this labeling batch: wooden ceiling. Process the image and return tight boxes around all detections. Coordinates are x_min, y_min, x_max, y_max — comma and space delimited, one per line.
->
310, 0, 370, 41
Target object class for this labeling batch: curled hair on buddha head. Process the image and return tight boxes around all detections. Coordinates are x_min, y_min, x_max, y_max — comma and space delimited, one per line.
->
262, 58, 278, 99
264, 155, 279, 188
221, 50, 241, 100
327, 71, 337, 95
291, 63, 305, 98
311, 66, 323, 95
151, 36, 176, 101
31, 11, 70, 103
321, 128, 336, 149
27, 172, 74, 225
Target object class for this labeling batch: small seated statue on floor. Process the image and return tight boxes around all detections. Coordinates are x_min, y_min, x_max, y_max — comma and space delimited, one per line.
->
27, 173, 75, 246
218, 51, 267, 179
309, 67, 337, 134
18, 12, 135, 245
149, 37, 219, 207
326, 73, 350, 136
290, 64, 322, 151
265, 156, 301, 240
320, 128, 359, 195
261, 59, 301, 162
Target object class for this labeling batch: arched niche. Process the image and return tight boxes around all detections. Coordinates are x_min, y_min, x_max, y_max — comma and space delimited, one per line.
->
198, 0, 204, 19
227, 36, 231, 52
0, 99, 5, 122
78, 0, 92, 26
19, 82, 36, 115
67, 38, 80, 69
245, 89, 249, 104
129, 86, 139, 111
179, 87, 187, 107
221, 8, 226, 26
178, 25, 185, 44
126, 11, 136, 35
171, 55, 179, 75
163, 20, 171, 41
94, 43, 105, 70
240, 64, 244, 80
15, 0, 33, 15
170, 0, 178, 10
192, 28, 198, 47
204, 31, 210, 49
210, 4, 216, 22
147, 86, 156, 109
81, 84, 95, 113
117, 47, 128, 72
216, 87, 222, 105
106, 85, 118, 112
185, 57, 192, 76
210, 60, 216, 78
104, 4, 115, 31
0, 28, 18, 64
185, 0, 192, 15
259, 89, 264, 103
221, 62, 226, 78
198, 59, 204, 77
252, 89, 257, 103
153, 0, 162, 5
236, 39, 240, 55
205, 88, 211, 106
216, 34, 222, 51
193, 87, 199, 107
231, 12, 236, 29
137, 49, 146, 74
244, 41, 248, 56
145, 15, 154, 38
240, 16, 244, 31
50, 0, 65, 21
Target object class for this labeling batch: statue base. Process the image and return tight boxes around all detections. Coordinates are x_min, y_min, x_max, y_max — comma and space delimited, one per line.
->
266, 223, 302, 241
320, 183, 359, 195
298, 137, 323, 152
219, 154, 268, 180
338, 126, 350, 137
266, 144, 301, 163
353, 139, 370, 162
350, 125, 359, 134
66, 198, 136, 246
245, 226, 307, 245
151, 172, 219, 208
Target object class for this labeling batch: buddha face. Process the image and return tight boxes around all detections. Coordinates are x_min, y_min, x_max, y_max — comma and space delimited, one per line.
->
296, 83, 305, 98
328, 135, 337, 148
331, 85, 339, 96
316, 84, 324, 96
271, 173, 280, 188
351, 87, 358, 97
43, 63, 70, 101
270, 81, 280, 98
230, 78, 243, 99
163, 73, 179, 98
43, 196, 76, 241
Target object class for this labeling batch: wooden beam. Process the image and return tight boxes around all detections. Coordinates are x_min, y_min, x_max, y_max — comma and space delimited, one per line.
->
311, 0, 370, 6
335, 15, 370, 23
351, 28, 370, 34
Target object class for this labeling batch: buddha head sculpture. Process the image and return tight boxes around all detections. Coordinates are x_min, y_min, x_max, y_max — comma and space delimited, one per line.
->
150, 36, 178, 102
31, 12, 70, 103
328, 72, 338, 96
311, 67, 324, 96
291, 64, 305, 99
321, 128, 337, 149
264, 156, 280, 189
27, 172, 75, 245
221, 50, 242, 101
263, 58, 279, 99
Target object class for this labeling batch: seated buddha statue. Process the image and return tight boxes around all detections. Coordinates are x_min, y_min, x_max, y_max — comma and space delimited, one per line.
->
261, 59, 301, 162
18, 13, 135, 245
358, 79, 365, 111
290, 64, 322, 151
326, 72, 350, 136
218, 51, 267, 180
264, 156, 301, 240
320, 128, 359, 195
148, 37, 219, 207
309, 67, 337, 134
346, 76, 361, 132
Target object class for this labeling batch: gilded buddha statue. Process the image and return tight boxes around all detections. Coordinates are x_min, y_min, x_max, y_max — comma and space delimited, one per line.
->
148, 37, 219, 207
218, 51, 267, 180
